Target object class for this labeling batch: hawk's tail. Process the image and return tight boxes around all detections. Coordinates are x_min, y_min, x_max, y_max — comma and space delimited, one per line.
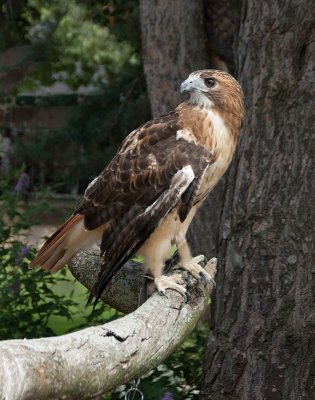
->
29, 214, 103, 273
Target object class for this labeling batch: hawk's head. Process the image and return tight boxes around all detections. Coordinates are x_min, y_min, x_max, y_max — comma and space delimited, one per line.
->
180, 70, 244, 123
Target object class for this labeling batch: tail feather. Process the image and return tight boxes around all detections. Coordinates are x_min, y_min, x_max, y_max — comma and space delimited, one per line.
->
33, 214, 83, 261
30, 214, 103, 273
42, 247, 67, 272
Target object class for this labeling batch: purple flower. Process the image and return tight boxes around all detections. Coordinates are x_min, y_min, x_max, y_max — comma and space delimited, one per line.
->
15, 172, 30, 193
20, 246, 30, 257
161, 392, 173, 400
15, 245, 30, 264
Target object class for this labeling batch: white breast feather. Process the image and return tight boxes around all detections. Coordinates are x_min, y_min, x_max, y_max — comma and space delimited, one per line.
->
201, 109, 234, 194
208, 109, 232, 158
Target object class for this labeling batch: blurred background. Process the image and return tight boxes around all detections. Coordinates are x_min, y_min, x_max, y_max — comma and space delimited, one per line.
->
1, 1, 313, 399
0, 0, 150, 195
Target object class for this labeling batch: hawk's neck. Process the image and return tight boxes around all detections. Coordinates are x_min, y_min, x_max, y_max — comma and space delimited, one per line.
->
176, 102, 238, 157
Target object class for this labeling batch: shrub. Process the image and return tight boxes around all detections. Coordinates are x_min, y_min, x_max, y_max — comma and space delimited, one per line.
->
0, 169, 78, 339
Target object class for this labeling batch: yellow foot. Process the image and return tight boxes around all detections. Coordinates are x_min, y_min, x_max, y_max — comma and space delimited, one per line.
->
180, 255, 213, 287
154, 274, 186, 297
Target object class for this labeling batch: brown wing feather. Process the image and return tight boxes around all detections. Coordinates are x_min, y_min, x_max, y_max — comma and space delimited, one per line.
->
75, 114, 212, 229
74, 111, 183, 219
71, 113, 214, 306
88, 165, 197, 306
31, 107, 213, 303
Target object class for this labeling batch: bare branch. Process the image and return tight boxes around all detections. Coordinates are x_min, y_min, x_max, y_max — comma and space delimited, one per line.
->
69, 250, 147, 314
0, 257, 216, 400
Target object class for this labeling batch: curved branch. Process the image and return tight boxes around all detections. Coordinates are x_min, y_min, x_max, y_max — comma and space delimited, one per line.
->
69, 250, 148, 314
0, 257, 216, 400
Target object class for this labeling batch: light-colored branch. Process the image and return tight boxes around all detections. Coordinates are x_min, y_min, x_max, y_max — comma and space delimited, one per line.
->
69, 250, 147, 314
0, 257, 216, 400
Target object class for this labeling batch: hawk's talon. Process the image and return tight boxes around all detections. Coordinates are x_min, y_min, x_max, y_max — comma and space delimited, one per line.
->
199, 254, 207, 266
179, 255, 212, 285
210, 277, 216, 288
154, 274, 186, 298
199, 271, 210, 287
184, 292, 189, 303
158, 289, 168, 298
142, 275, 154, 281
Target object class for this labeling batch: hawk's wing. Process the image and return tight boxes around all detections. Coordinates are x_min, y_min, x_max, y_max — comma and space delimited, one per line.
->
75, 113, 213, 304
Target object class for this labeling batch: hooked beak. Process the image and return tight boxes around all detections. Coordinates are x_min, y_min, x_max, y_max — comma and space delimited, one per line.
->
180, 78, 194, 93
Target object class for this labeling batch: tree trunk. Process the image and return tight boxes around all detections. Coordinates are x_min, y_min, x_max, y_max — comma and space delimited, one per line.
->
139, 0, 208, 117
202, 1, 315, 399
139, 0, 314, 397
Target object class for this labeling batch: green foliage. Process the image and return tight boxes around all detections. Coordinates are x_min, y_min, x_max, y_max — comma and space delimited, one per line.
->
0, 168, 119, 339
0, 168, 68, 338
0, 254, 74, 339
4, 0, 150, 190
19, 0, 138, 89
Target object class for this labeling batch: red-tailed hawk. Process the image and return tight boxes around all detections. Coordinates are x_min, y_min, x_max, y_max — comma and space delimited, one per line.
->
30, 70, 244, 305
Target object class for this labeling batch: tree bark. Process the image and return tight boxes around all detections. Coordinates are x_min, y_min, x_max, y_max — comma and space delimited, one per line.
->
139, 0, 209, 117
202, 1, 315, 399
203, 0, 240, 74
0, 258, 217, 400
139, 0, 314, 397
69, 250, 146, 314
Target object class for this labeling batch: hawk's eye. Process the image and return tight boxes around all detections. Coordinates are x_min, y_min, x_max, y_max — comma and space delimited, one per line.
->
204, 78, 216, 88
